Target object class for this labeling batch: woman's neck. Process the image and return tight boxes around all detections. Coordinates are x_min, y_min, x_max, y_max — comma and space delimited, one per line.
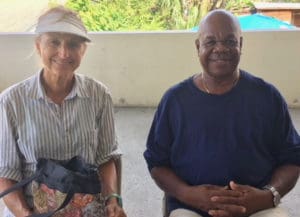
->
41, 69, 75, 104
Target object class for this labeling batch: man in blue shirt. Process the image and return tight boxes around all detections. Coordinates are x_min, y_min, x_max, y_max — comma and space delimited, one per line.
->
144, 9, 300, 217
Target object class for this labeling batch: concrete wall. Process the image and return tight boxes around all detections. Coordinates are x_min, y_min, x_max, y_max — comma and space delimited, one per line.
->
0, 30, 299, 107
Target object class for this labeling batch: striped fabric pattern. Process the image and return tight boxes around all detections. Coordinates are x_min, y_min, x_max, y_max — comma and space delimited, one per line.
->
0, 71, 121, 182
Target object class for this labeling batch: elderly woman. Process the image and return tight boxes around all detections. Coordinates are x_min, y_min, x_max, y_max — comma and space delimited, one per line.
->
0, 6, 126, 217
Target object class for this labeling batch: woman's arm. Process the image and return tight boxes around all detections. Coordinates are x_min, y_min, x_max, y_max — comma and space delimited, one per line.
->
99, 159, 126, 217
0, 178, 33, 217
99, 159, 118, 197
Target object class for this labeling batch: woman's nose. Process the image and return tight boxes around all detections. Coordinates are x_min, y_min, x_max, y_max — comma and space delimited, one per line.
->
58, 44, 70, 58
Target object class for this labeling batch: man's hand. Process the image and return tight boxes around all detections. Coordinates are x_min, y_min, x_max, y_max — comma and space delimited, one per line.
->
105, 198, 127, 217
182, 184, 246, 214
208, 181, 273, 217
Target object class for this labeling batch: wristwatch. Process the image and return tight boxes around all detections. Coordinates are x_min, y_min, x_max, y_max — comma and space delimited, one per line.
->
263, 184, 281, 207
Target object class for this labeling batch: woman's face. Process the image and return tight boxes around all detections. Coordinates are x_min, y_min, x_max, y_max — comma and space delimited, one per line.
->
35, 32, 87, 77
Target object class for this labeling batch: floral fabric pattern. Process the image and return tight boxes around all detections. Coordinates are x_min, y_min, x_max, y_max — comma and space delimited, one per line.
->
32, 182, 105, 217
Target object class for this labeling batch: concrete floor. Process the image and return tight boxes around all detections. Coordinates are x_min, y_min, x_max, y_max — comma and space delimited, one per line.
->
1, 107, 300, 217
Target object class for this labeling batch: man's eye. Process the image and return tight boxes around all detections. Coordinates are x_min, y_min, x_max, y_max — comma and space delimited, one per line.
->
225, 39, 238, 47
203, 40, 216, 47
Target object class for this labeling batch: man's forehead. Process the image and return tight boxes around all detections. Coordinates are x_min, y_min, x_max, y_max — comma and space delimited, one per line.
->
199, 10, 241, 36
201, 10, 239, 24
200, 32, 238, 39
199, 23, 241, 39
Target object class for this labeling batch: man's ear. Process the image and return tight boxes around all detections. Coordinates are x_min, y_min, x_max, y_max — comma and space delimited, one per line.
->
195, 39, 200, 52
240, 36, 243, 49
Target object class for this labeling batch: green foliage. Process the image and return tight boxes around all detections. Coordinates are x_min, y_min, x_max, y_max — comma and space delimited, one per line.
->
65, 0, 232, 31
65, 0, 300, 31
225, 0, 255, 13
51, 0, 300, 31
66, 0, 167, 31
157, 0, 229, 29
260, 0, 300, 2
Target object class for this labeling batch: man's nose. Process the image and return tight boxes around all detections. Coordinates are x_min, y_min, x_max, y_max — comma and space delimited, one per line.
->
213, 41, 229, 51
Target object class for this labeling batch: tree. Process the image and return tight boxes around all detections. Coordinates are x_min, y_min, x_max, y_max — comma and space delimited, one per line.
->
62, 0, 294, 31
65, 0, 167, 31
225, 0, 255, 14
157, 0, 227, 29
63, 0, 230, 30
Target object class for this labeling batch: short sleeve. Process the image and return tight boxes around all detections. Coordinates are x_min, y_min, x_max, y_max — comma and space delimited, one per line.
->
144, 91, 178, 171
271, 91, 300, 166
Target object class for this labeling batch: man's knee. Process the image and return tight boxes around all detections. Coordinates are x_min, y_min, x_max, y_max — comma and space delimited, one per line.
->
250, 207, 289, 217
169, 209, 203, 217
169, 207, 289, 217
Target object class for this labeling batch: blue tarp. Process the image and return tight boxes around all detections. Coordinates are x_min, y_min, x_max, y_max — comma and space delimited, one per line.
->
191, 13, 297, 31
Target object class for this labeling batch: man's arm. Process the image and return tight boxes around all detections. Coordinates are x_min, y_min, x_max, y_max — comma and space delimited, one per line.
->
151, 166, 245, 214
209, 164, 300, 217
0, 178, 33, 217
268, 164, 300, 197
150, 166, 189, 201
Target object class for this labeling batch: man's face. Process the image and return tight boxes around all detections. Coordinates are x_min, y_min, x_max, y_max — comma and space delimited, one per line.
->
195, 13, 242, 78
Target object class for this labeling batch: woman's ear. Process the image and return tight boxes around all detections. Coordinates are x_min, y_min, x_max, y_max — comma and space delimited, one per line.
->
35, 37, 41, 56
79, 43, 88, 57
82, 43, 87, 55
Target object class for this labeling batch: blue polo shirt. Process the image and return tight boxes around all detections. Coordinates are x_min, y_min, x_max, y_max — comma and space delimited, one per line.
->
144, 70, 300, 216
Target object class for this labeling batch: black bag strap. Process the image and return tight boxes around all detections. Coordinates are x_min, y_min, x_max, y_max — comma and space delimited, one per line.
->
0, 171, 41, 198
0, 173, 75, 217
0, 156, 101, 217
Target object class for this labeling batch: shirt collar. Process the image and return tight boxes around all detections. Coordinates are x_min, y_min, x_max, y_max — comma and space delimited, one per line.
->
72, 74, 90, 98
28, 70, 90, 101
27, 70, 46, 100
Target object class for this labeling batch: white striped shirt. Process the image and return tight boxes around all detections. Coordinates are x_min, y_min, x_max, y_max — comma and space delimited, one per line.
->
0, 71, 121, 215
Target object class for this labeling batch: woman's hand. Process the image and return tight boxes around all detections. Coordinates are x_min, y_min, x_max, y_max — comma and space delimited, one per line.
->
105, 198, 127, 217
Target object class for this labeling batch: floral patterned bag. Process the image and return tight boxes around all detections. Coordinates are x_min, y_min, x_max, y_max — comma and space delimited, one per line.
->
0, 156, 102, 217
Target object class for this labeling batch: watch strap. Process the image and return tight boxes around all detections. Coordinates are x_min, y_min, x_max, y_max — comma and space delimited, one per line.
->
262, 184, 281, 207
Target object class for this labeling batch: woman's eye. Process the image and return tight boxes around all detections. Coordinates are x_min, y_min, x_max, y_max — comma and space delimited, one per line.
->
50, 40, 60, 47
68, 41, 81, 49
